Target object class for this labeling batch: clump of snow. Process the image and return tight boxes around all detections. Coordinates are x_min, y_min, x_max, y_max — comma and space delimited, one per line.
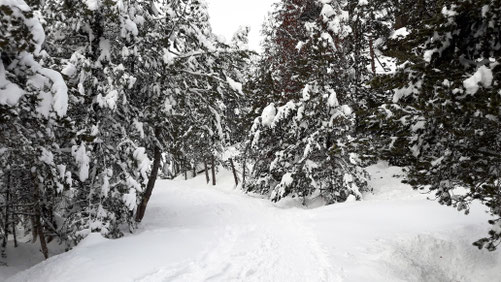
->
423, 49, 435, 63
98, 39, 111, 62
162, 48, 175, 65
302, 84, 310, 101
327, 89, 339, 107
37, 67, 69, 117
97, 90, 119, 110
84, 0, 99, 11
72, 144, 90, 182
411, 120, 426, 132
123, 188, 137, 211
481, 5, 490, 17
260, 103, 276, 127
0, 61, 25, 106
226, 76, 243, 95
441, 5, 458, 17
39, 148, 54, 165
124, 18, 139, 36
393, 80, 422, 103
133, 147, 151, 183
390, 27, 410, 40
463, 65, 493, 95
272, 101, 297, 127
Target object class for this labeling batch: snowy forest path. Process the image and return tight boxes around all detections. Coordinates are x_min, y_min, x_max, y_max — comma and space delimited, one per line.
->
7, 167, 501, 282
135, 177, 340, 282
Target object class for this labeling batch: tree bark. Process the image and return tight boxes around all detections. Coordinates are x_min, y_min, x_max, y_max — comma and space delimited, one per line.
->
184, 159, 188, 180
12, 217, 17, 248
192, 161, 197, 178
211, 155, 216, 186
369, 39, 376, 74
229, 158, 238, 186
242, 142, 250, 191
33, 212, 48, 259
2, 173, 9, 250
135, 145, 162, 223
204, 160, 210, 184
32, 172, 48, 259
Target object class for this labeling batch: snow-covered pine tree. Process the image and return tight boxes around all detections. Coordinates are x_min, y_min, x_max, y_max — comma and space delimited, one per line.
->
372, 0, 501, 250
247, 0, 370, 204
0, 0, 69, 258
40, 0, 166, 242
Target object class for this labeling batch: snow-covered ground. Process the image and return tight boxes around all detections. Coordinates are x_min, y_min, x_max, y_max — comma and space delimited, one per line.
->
3, 162, 501, 282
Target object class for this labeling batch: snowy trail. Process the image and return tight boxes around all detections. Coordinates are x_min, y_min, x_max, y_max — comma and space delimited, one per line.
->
7, 163, 501, 282
135, 179, 339, 282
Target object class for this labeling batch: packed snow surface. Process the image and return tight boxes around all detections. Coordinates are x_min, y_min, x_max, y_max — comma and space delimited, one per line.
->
5, 163, 501, 282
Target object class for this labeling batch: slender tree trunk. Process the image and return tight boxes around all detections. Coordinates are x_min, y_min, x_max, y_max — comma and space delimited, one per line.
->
30, 216, 38, 243
229, 158, 238, 186
369, 39, 376, 74
242, 142, 250, 191
192, 161, 196, 178
2, 173, 9, 250
32, 172, 48, 259
184, 164, 188, 180
135, 145, 162, 223
33, 213, 48, 259
211, 155, 216, 186
12, 217, 17, 248
204, 160, 210, 184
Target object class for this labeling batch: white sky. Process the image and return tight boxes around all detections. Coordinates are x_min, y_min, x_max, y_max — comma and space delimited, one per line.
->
205, 0, 278, 52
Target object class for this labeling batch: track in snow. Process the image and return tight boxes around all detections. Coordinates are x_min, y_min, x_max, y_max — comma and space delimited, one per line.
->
136, 181, 339, 282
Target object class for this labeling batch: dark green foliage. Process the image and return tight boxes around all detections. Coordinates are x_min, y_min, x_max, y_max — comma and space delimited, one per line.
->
373, 0, 501, 250
247, 0, 370, 204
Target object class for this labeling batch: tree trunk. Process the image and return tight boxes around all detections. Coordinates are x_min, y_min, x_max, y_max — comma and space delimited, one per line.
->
242, 142, 250, 191
135, 145, 162, 223
229, 158, 238, 186
183, 159, 188, 180
369, 39, 376, 74
192, 161, 196, 178
33, 213, 48, 259
211, 155, 216, 186
204, 160, 210, 184
32, 172, 48, 259
2, 174, 9, 250
30, 216, 38, 243
12, 217, 17, 248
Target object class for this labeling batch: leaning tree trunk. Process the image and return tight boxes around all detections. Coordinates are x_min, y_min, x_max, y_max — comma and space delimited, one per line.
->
229, 158, 239, 186
135, 145, 162, 223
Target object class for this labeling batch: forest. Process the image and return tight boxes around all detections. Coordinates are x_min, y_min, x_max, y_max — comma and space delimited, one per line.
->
0, 0, 500, 280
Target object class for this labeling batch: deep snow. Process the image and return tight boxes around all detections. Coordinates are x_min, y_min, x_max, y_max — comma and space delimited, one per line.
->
3, 162, 501, 282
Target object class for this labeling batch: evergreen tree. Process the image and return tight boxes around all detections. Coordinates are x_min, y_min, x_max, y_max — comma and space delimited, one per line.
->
373, 0, 501, 250
247, 0, 370, 204
0, 0, 69, 258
